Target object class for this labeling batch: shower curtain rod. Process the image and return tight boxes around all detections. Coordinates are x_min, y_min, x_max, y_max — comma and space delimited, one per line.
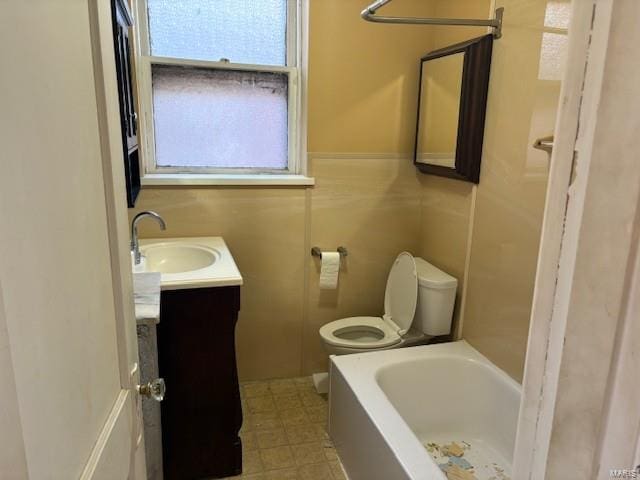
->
361, 0, 504, 39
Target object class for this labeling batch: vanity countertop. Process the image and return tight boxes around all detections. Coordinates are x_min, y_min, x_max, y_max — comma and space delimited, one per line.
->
138, 236, 243, 291
133, 272, 161, 324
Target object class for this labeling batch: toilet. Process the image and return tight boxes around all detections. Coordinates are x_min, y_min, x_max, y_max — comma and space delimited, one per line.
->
319, 252, 457, 356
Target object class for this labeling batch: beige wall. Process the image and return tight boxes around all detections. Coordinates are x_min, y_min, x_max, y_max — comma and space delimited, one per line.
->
308, 0, 434, 154
418, 0, 566, 381
461, 0, 565, 382
132, 0, 427, 380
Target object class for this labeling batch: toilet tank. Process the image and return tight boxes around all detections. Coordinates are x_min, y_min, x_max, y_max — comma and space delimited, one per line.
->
413, 258, 458, 336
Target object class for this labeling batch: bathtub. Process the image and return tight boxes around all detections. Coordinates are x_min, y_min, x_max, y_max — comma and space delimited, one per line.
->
328, 341, 521, 480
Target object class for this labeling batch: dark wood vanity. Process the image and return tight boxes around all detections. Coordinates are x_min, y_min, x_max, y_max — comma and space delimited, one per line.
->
157, 286, 242, 479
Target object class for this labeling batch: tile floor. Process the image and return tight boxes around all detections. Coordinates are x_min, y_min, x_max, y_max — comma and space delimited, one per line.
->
223, 376, 347, 480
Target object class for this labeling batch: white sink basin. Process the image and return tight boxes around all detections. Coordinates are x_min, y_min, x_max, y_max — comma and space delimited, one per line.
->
137, 237, 243, 290
142, 243, 218, 274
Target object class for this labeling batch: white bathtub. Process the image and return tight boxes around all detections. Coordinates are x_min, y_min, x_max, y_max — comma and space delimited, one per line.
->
328, 341, 521, 480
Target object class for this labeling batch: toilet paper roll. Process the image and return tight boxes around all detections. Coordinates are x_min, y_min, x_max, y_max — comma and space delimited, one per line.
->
319, 252, 341, 290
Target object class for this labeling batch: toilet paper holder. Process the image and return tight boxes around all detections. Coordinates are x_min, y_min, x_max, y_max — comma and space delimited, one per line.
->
311, 246, 348, 258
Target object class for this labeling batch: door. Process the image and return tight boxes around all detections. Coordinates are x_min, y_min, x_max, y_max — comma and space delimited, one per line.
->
0, 1, 145, 479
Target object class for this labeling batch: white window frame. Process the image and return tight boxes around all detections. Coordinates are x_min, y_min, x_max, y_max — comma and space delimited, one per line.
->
133, 0, 312, 186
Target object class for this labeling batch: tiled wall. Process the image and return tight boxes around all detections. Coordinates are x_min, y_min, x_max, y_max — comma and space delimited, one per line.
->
414, 0, 566, 381
417, 0, 567, 381
303, 156, 421, 374
132, 187, 307, 379
459, 0, 566, 382
418, 175, 474, 336
131, 157, 421, 380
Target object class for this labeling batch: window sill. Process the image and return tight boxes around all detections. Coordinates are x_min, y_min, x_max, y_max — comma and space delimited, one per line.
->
141, 173, 315, 187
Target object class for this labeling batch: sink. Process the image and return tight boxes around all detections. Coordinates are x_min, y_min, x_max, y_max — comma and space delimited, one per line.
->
136, 237, 243, 290
141, 243, 218, 274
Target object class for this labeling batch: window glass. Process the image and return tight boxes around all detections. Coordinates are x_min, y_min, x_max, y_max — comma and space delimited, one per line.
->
147, 0, 287, 66
152, 65, 289, 169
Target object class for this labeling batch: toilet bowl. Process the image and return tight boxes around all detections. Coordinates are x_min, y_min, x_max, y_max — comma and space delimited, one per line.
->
319, 252, 457, 356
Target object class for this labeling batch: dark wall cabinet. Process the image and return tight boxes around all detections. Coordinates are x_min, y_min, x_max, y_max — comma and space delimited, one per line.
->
111, 0, 141, 207
158, 286, 243, 480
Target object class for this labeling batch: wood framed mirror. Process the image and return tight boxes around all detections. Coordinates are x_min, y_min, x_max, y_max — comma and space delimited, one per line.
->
414, 35, 493, 183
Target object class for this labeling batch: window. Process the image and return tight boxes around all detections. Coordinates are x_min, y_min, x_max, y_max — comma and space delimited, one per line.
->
135, 0, 309, 184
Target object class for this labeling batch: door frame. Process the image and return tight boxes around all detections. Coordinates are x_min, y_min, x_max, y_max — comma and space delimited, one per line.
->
512, 0, 604, 475
514, 0, 640, 477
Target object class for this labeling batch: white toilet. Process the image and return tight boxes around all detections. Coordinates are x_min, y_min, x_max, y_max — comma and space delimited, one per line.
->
319, 252, 457, 356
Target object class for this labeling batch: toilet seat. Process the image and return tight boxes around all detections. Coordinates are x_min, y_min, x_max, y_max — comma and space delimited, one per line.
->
319, 252, 419, 351
319, 316, 401, 349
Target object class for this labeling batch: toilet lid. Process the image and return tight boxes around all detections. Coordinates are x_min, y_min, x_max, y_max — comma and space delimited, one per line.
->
384, 252, 418, 334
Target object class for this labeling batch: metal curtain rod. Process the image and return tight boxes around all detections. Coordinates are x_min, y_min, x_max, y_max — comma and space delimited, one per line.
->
361, 0, 504, 39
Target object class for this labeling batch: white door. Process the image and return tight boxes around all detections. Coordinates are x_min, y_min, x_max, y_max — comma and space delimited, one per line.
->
0, 1, 145, 479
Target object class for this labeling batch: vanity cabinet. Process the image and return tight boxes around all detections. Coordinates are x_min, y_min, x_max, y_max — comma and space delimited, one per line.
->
158, 286, 242, 480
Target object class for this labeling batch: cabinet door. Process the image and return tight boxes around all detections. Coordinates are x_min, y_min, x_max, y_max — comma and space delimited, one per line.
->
158, 286, 243, 479
112, 0, 141, 207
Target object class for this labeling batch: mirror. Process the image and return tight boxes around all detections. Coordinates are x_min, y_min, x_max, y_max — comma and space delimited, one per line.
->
414, 35, 494, 183
417, 53, 464, 170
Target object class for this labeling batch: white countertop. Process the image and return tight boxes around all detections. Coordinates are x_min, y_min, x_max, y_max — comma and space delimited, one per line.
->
138, 236, 243, 291
133, 272, 161, 325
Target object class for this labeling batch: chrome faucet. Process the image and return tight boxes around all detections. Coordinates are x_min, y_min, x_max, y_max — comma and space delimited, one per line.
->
131, 211, 166, 265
